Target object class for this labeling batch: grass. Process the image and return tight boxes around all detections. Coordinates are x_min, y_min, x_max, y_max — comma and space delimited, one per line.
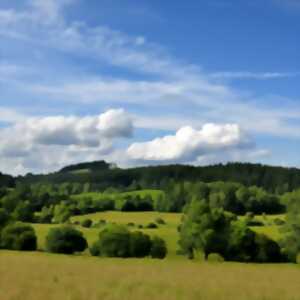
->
32, 211, 286, 256
0, 250, 300, 300
32, 211, 182, 256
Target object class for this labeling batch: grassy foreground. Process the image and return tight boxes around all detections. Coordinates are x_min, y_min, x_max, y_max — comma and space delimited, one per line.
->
0, 251, 300, 300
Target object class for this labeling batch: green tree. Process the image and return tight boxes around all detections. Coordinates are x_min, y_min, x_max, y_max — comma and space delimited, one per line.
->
150, 236, 167, 259
179, 198, 232, 260
1, 223, 37, 251
46, 226, 87, 254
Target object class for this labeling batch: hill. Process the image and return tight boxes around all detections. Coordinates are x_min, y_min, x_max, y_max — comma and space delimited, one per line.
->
18, 161, 300, 193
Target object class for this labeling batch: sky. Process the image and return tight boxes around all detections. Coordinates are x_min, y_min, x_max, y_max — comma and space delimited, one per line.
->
0, 0, 300, 175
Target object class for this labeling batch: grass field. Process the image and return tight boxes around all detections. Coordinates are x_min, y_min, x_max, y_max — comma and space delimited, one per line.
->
32, 211, 181, 256
0, 251, 300, 300
31, 210, 285, 258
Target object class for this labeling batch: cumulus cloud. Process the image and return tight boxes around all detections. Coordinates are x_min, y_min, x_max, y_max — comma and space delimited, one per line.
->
127, 124, 253, 162
0, 109, 133, 174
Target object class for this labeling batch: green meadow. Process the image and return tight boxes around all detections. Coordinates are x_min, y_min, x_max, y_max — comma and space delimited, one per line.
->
1, 250, 300, 300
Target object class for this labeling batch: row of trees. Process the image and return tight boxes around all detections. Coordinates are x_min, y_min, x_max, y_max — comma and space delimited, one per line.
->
159, 181, 284, 214
19, 161, 300, 193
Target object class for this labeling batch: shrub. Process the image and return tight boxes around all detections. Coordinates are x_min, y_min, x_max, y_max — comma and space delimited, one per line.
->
146, 222, 158, 229
127, 222, 135, 227
46, 226, 87, 254
207, 253, 224, 263
246, 219, 264, 227
93, 225, 131, 257
254, 234, 282, 263
81, 219, 93, 228
273, 218, 285, 226
297, 253, 300, 264
90, 225, 161, 258
129, 231, 152, 258
138, 224, 143, 229
150, 236, 167, 259
90, 240, 101, 256
155, 217, 166, 225
1, 223, 37, 251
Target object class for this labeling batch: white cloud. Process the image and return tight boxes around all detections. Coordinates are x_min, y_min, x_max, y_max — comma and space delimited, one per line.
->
2, 108, 132, 148
127, 123, 252, 162
209, 71, 298, 80
0, 109, 133, 174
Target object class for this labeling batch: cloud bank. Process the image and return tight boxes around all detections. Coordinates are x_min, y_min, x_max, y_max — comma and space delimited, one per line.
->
127, 124, 253, 162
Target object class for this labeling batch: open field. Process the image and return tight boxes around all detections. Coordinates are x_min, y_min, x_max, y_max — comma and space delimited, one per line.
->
32, 212, 181, 256
31, 211, 285, 258
0, 251, 300, 300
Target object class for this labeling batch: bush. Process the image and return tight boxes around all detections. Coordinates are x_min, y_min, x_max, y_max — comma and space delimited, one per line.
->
46, 226, 87, 254
90, 240, 101, 256
129, 231, 152, 257
155, 217, 166, 225
81, 219, 93, 228
127, 222, 135, 227
146, 222, 158, 229
297, 253, 300, 264
254, 234, 282, 263
207, 253, 224, 263
1, 223, 37, 251
150, 236, 167, 259
90, 225, 162, 258
246, 220, 264, 226
273, 218, 285, 226
92, 225, 131, 257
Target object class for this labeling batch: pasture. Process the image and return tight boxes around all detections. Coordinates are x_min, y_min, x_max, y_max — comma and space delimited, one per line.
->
0, 251, 300, 300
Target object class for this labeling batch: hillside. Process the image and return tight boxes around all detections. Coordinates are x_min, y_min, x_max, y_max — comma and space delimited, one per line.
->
18, 161, 300, 193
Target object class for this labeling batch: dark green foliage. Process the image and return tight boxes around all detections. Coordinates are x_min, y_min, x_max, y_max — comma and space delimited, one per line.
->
90, 225, 165, 258
274, 218, 285, 226
180, 199, 284, 262
150, 236, 167, 259
281, 190, 300, 262
19, 162, 300, 194
129, 231, 152, 257
38, 206, 54, 224
225, 221, 257, 262
155, 217, 166, 225
146, 222, 158, 229
91, 225, 131, 257
0, 208, 10, 229
46, 226, 87, 254
119, 195, 153, 212
179, 199, 233, 260
12, 201, 34, 222
1, 223, 37, 251
254, 234, 282, 263
81, 219, 93, 228
89, 241, 101, 256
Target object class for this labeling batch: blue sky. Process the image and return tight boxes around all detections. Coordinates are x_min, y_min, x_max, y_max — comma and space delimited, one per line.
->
0, 0, 300, 175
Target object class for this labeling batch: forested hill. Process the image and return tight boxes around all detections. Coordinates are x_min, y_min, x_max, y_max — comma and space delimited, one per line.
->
0, 172, 15, 188
17, 161, 300, 193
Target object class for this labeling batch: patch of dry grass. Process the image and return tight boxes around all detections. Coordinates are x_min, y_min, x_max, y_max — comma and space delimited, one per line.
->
0, 251, 300, 300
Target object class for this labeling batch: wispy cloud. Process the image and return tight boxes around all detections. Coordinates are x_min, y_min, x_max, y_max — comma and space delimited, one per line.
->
209, 71, 299, 80
0, 0, 299, 173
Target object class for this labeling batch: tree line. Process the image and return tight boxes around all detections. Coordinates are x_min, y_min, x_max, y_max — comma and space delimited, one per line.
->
17, 161, 300, 193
